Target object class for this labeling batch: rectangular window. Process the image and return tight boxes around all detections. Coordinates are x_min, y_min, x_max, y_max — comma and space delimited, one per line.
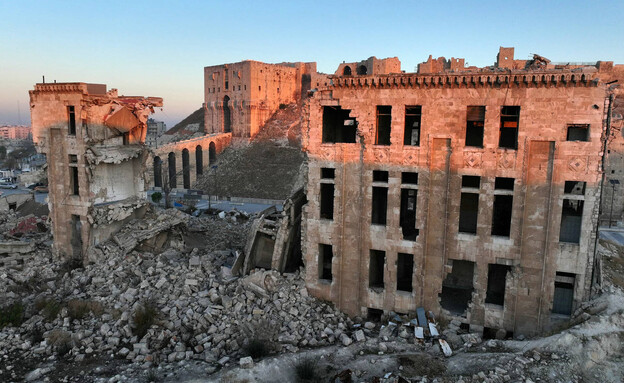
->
373, 170, 388, 183
560, 199, 583, 243
404, 106, 421, 146
567, 124, 589, 142
485, 264, 511, 305
564, 181, 586, 195
67, 106, 76, 135
491, 177, 514, 237
400, 188, 418, 240
322, 106, 356, 143
320, 183, 334, 220
499, 106, 520, 149
318, 244, 333, 281
369, 250, 385, 289
401, 172, 418, 185
375, 106, 392, 145
465, 106, 485, 147
371, 186, 388, 225
321, 168, 335, 179
459, 193, 479, 234
462, 175, 480, 189
70, 167, 79, 195
397, 253, 414, 292
552, 272, 575, 315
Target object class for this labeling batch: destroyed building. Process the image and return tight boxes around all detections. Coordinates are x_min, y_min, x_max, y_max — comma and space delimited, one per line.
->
203, 60, 319, 139
29, 82, 163, 261
301, 47, 624, 336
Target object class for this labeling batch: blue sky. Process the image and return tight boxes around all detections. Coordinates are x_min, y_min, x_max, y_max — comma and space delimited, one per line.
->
1, 0, 623, 127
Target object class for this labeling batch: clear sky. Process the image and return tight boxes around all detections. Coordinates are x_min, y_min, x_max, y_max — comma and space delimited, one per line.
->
1, 0, 623, 128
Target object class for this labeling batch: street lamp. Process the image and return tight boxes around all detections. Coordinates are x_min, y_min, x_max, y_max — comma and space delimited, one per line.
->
609, 179, 620, 228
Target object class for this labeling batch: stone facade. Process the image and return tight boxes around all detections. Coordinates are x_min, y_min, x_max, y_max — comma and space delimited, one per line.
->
204, 60, 316, 139
29, 82, 162, 261
301, 49, 619, 336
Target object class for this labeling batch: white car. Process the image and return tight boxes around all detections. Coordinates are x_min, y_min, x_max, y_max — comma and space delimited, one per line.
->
0, 183, 18, 189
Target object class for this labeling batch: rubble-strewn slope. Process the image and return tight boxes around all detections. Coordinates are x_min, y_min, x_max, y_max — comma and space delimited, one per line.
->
197, 103, 305, 200
165, 107, 204, 136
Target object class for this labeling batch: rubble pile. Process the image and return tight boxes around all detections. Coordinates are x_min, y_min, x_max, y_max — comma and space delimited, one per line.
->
0, 208, 356, 382
0, 211, 50, 269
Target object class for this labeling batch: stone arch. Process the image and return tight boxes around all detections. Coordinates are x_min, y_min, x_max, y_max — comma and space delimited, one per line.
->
223, 96, 231, 133
153, 156, 162, 188
209, 142, 216, 162
168, 152, 177, 189
343, 66, 352, 76
182, 148, 190, 189
196, 145, 203, 175
357, 65, 367, 75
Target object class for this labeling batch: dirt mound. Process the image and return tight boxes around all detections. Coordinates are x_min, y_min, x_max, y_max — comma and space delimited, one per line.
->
165, 107, 204, 136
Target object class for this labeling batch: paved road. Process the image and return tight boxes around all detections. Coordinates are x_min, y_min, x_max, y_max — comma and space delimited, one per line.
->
599, 228, 624, 246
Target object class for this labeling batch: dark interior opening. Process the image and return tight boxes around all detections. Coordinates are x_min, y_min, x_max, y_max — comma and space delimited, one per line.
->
320, 183, 334, 220
495, 177, 515, 190
499, 106, 520, 149
369, 250, 385, 289
71, 214, 82, 259
373, 170, 389, 182
67, 106, 76, 135
321, 167, 335, 179
322, 106, 356, 143
459, 193, 479, 234
485, 264, 511, 305
70, 167, 79, 196
564, 181, 586, 195
482, 327, 498, 340
223, 96, 231, 133
440, 260, 475, 316
343, 66, 352, 76
371, 186, 388, 225
168, 152, 176, 189
319, 244, 333, 280
375, 106, 392, 145
459, 323, 470, 332
182, 149, 190, 189
154, 157, 162, 188
357, 65, 367, 75
552, 272, 575, 315
8, 203, 16, 211
195, 146, 203, 175
465, 106, 485, 147
566, 124, 589, 142
367, 308, 384, 322
462, 175, 480, 188
559, 199, 583, 244
402, 172, 418, 185
396, 253, 414, 292
404, 106, 421, 146
491, 195, 513, 237
400, 188, 418, 241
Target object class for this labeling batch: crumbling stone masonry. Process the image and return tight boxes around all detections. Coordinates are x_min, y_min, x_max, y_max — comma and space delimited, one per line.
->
29, 82, 163, 261
302, 48, 623, 336
204, 60, 318, 139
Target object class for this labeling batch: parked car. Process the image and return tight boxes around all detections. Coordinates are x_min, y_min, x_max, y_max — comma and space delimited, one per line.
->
34, 185, 49, 193
0, 183, 18, 189
27, 182, 44, 190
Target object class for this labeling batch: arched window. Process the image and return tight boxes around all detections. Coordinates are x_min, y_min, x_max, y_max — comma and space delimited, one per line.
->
153, 156, 162, 188
343, 66, 352, 76
209, 142, 216, 162
223, 96, 231, 133
168, 152, 176, 189
357, 65, 367, 75
196, 145, 203, 175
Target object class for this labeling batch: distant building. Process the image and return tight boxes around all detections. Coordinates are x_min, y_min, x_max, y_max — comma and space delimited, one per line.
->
0, 125, 31, 140
146, 118, 166, 148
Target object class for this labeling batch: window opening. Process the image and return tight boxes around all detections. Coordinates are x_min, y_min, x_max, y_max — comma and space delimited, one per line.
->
440, 260, 475, 315
367, 308, 383, 322
459, 193, 478, 234
321, 167, 335, 179
375, 106, 391, 145
404, 106, 421, 146
566, 124, 589, 142
153, 156, 162, 188
373, 170, 388, 182
357, 65, 367, 75
552, 272, 575, 315
492, 177, 514, 237
69, 154, 79, 196
319, 244, 333, 281
494, 177, 515, 190
400, 188, 418, 240
343, 66, 352, 76
168, 152, 177, 189
401, 172, 418, 185
462, 175, 480, 189
182, 149, 190, 189
560, 199, 583, 243
396, 253, 414, 292
369, 250, 385, 289
322, 106, 356, 143
67, 106, 76, 135
485, 264, 511, 305
371, 186, 388, 225
499, 106, 520, 149
320, 183, 334, 219
465, 106, 485, 147
564, 181, 586, 195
